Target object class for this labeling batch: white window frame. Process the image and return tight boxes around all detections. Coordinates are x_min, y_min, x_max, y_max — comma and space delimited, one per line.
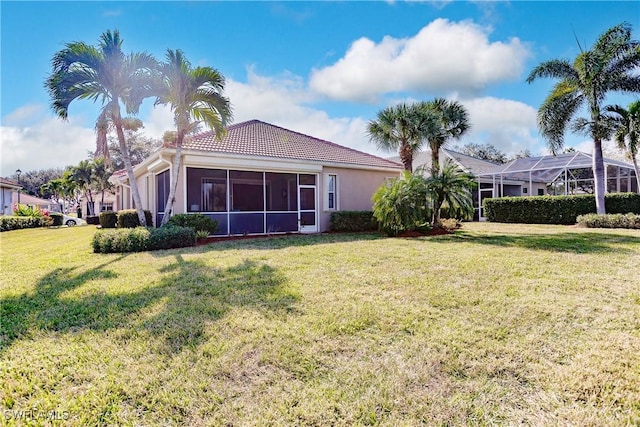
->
323, 173, 338, 211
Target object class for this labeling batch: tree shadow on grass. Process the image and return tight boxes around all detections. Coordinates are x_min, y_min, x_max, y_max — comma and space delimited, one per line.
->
432, 230, 640, 254
0, 254, 296, 356
194, 232, 385, 252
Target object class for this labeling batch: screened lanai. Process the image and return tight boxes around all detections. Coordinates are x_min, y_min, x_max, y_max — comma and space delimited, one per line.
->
478, 151, 638, 196
474, 151, 638, 219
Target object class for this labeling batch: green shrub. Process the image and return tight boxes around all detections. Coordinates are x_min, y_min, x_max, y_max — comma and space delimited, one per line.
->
92, 227, 150, 253
117, 209, 153, 228
13, 203, 46, 217
49, 212, 63, 226
483, 193, 640, 224
99, 211, 118, 229
605, 192, 640, 214
0, 216, 49, 232
92, 226, 195, 253
577, 213, 640, 229
167, 213, 218, 234
372, 172, 432, 236
148, 226, 196, 250
85, 215, 99, 225
329, 211, 378, 232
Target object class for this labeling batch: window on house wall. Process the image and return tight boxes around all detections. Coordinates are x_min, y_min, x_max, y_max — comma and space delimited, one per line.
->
538, 188, 545, 196
326, 174, 337, 210
522, 187, 528, 194
101, 203, 113, 211
156, 170, 170, 213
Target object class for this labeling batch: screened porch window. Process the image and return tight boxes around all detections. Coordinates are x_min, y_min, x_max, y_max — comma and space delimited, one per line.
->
230, 170, 264, 211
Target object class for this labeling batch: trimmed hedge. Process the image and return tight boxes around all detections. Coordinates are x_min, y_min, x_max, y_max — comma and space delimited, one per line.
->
99, 211, 118, 229
577, 213, 640, 229
0, 216, 50, 232
49, 213, 63, 226
483, 193, 640, 224
86, 216, 100, 225
148, 226, 197, 250
117, 209, 153, 228
167, 213, 218, 234
92, 226, 195, 253
330, 211, 378, 232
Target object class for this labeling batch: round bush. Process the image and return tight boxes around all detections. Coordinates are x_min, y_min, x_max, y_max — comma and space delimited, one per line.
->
167, 213, 218, 234
117, 209, 153, 228
372, 172, 432, 236
99, 211, 117, 228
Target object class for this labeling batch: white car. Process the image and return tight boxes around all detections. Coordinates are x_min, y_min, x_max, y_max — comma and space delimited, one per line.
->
62, 214, 84, 226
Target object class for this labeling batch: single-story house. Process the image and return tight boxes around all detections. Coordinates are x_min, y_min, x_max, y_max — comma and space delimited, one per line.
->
393, 149, 638, 219
78, 190, 117, 218
0, 178, 21, 216
11, 193, 59, 213
111, 120, 403, 234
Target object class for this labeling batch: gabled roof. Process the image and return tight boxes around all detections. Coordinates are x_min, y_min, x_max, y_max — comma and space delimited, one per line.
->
388, 148, 503, 176
443, 149, 504, 175
182, 120, 402, 169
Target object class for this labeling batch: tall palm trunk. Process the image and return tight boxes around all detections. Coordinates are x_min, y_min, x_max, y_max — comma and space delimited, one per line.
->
430, 143, 440, 176
399, 141, 413, 171
160, 131, 185, 226
592, 138, 606, 214
632, 156, 640, 191
113, 112, 147, 226
85, 190, 95, 216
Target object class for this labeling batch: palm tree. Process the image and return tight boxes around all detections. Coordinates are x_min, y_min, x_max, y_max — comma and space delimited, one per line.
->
91, 157, 114, 211
420, 98, 470, 176
607, 101, 640, 190
424, 161, 474, 225
367, 103, 437, 172
45, 29, 157, 225
72, 160, 95, 216
527, 23, 640, 214
41, 179, 65, 212
154, 49, 232, 225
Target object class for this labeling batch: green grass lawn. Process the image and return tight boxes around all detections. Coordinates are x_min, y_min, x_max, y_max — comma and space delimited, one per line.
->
1, 223, 639, 425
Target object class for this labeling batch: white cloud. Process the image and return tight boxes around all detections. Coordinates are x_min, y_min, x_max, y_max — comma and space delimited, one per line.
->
225, 68, 378, 156
142, 104, 175, 139
460, 97, 540, 155
3, 104, 45, 126
309, 18, 530, 102
1, 116, 94, 176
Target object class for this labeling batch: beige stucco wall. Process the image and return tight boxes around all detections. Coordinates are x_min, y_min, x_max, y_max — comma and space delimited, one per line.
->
319, 166, 400, 232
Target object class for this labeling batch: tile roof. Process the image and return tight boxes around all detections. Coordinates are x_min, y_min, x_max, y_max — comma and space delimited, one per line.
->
0, 177, 20, 188
182, 120, 402, 169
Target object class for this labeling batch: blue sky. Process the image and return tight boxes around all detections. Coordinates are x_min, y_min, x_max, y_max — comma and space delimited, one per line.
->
1, 1, 638, 176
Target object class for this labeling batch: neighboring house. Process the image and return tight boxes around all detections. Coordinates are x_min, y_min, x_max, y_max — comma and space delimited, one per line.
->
0, 178, 21, 216
389, 149, 548, 220
393, 149, 638, 219
111, 120, 403, 234
78, 190, 117, 218
11, 193, 59, 213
